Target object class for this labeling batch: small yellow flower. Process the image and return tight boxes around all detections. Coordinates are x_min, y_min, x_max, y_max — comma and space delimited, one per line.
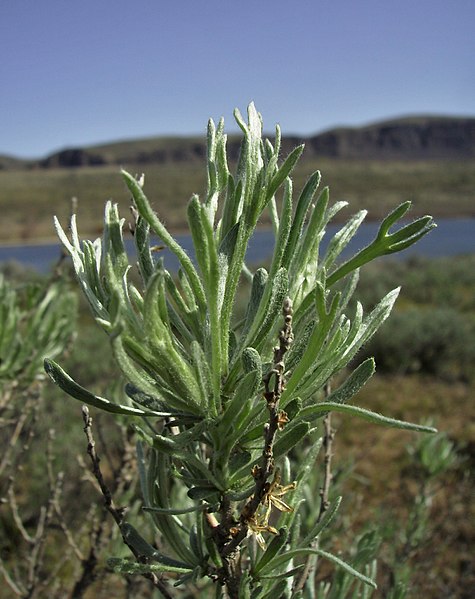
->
277, 410, 290, 430
246, 469, 297, 549
261, 469, 296, 523
247, 515, 279, 550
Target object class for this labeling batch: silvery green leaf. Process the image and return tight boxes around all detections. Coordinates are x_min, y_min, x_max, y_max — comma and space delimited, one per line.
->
54, 216, 110, 323
233, 103, 263, 202
299, 402, 437, 433
357, 287, 400, 347
260, 579, 288, 598
244, 267, 289, 350
124, 384, 165, 412
265, 145, 304, 208
326, 202, 436, 286
377, 200, 412, 238
387, 216, 436, 252
121, 522, 183, 563
189, 523, 204, 561
44, 359, 166, 417
284, 397, 302, 421
301, 496, 343, 546
273, 421, 310, 458
268, 177, 293, 278
206, 118, 218, 195
219, 370, 261, 438
187, 486, 219, 501
228, 449, 252, 473
188, 194, 210, 281
122, 170, 206, 310
215, 118, 229, 191
191, 341, 212, 406
113, 336, 200, 415
258, 565, 305, 580
268, 195, 280, 236
132, 210, 155, 284
109, 554, 192, 574
242, 347, 262, 375
326, 358, 376, 405
120, 522, 196, 571
307, 291, 397, 387
254, 527, 288, 574
150, 454, 200, 565
292, 186, 329, 276
336, 268, 360, 316
135, 440, 151, 508
280, 435, 323, 531
103, 201, 129, 275
281, 169, 321, 270
241, 268, 268, 339
259, 548, 377, 589
282, 287, 340, 404
243, 168, 266, 228
285, 317, 315, 373
218, 221, 240, 262
219, 174, 239, 242
320, 210, 367, 272
142, 505, 203, 516
164, 270, 202, 340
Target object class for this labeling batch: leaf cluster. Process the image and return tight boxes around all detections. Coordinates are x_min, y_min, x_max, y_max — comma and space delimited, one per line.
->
0, 274, 76, 389
45, 103, 436, 597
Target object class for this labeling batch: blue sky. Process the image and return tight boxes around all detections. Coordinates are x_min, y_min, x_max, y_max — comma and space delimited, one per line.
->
1, 0, 474, 158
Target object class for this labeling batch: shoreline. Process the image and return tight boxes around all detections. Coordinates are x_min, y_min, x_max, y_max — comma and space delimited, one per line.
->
1, 213, 474, 249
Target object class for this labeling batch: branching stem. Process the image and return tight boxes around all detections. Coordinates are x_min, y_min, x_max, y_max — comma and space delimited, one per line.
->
81, 406, 173, 599
216, 298, 294, 598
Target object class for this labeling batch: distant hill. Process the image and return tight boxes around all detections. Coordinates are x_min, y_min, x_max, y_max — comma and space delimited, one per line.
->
2, 115, 474, 170
0, 154, 28, 170
305, 116, 475, 159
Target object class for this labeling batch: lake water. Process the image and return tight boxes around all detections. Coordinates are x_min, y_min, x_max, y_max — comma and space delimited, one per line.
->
0, 218, 473, 273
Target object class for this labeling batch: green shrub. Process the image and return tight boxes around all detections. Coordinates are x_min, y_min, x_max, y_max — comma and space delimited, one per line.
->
360, 307, 475, 380
356, 255, 475, 313
45, 103, 436, 598
0, 273, 76, 388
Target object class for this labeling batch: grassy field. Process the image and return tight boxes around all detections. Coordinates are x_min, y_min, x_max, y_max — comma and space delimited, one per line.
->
1, 157, 474, 243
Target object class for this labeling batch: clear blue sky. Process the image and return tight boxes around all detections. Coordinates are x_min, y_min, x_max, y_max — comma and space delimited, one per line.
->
1, 0, 474, 158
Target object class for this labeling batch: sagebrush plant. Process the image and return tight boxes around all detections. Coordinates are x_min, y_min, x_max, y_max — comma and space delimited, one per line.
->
0, 274, 77, 594
0, 274, 75, 390
45, 103, 437, 598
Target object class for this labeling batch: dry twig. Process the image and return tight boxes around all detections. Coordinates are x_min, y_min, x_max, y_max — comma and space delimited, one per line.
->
81, 405, 173, 599
212, 298, 294, 598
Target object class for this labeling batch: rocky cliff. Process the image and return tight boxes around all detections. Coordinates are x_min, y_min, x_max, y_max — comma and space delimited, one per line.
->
306, 117, 475, 159
2, 115, 474, 170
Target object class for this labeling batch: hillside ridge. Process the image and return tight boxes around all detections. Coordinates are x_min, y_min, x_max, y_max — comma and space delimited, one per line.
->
2, 114, 474, 170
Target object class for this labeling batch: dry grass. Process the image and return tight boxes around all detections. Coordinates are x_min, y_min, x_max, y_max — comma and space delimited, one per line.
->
333, 374, 475, 598
1, 158, 474, 243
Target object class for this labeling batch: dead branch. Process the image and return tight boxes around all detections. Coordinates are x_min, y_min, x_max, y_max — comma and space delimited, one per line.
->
81, 405, 173, 599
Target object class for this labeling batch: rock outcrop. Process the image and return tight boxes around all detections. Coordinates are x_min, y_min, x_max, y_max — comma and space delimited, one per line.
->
307, 117, 475, 159
3, 115, 475, 170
